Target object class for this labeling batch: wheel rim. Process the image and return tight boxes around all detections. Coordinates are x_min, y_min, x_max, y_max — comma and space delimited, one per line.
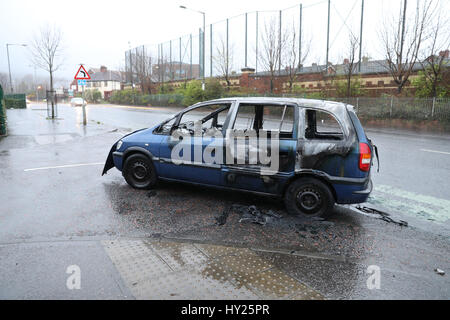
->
296, 187, 322, 214
132, 161, 149, 181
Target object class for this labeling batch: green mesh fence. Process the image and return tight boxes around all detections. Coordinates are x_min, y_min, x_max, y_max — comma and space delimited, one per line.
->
4, 93, 26, 109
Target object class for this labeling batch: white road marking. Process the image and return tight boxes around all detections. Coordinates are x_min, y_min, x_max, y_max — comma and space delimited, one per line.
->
24, 162, 104, 172
420, 149, 450, 155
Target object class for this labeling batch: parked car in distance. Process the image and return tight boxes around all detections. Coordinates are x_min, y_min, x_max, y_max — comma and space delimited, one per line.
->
102, 97, 376, 218
70, 97, 86, 107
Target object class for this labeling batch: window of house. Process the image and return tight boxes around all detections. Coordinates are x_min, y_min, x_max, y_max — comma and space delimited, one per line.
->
304, 109, 343, 140
104, 81, 108, 87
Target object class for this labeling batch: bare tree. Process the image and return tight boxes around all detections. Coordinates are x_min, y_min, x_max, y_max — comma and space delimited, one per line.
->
214, 37, 234, 89
380, 0, 435, 94
342, 34, 360, 97
419, 11, 449, 97
30, 24, 63, 117
284, 22, 311, 93
259, 18, 288, 93
132, 47, 153, 94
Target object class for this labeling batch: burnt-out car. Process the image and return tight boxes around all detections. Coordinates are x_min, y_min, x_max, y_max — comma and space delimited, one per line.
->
103, 98, 376, 218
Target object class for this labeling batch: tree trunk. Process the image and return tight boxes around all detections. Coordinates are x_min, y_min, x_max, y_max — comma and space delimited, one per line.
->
50, 69, 55, 119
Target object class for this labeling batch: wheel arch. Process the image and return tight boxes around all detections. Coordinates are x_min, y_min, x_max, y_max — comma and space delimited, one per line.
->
283, 171, 337, 202
122, 147, 157, 173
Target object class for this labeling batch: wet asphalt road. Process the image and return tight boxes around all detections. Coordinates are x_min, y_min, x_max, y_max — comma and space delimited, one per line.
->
0, 103, 449, 299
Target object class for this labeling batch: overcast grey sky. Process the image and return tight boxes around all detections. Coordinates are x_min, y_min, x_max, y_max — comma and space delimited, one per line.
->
1, 0, 448, 87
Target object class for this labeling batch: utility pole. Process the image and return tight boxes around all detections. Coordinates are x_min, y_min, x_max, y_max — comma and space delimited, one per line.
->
358, 0, 364, 73
6, 45, 12, 93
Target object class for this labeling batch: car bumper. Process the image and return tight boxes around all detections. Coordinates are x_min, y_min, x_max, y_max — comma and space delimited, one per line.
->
333, 179, 372, 204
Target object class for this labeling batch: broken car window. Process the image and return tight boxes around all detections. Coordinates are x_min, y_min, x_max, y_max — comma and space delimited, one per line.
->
177, 104, 231, 134
233, 104, 294, 139
155, 116, 177, 135
305, 109, 343, 140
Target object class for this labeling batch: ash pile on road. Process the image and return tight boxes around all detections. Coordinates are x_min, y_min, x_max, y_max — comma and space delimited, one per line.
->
215, 204, 283, 226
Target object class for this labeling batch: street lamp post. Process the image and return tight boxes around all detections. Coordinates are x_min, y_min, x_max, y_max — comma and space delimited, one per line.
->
6, 43, 27, 93
179, 5, 205, 90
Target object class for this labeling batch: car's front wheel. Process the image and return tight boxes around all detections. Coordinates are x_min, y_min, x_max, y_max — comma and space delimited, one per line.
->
284, 177, 335, 218
123, 153, 157, 189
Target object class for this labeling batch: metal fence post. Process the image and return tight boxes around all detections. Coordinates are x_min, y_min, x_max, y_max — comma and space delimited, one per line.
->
432, 97, 435, 117
390, 96, 393, 118
356, 97, 359, 113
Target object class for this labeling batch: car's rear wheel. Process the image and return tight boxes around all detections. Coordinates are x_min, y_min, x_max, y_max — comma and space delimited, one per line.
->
123, 153, 157, 189
284, 177, 334, 218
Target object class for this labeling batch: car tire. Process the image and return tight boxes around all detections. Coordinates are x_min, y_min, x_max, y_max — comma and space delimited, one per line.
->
123, 153, 157, 190
284, 177, 335, 218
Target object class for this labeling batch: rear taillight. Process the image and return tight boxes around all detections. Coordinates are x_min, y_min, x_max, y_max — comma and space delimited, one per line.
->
359, 142, 371, 172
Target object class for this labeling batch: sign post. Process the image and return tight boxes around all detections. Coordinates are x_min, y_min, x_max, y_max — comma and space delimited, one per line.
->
74, 65, 90, 125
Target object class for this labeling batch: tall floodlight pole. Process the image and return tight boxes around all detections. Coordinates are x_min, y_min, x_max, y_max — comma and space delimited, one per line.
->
179, 37, 182, 81
180, 5, 206, 89
256, 11, 259, 73
210, 24, 213, 77
326, 0, 331, 67
279, 10, 282, 74
226, 18, 229, 78
399, 0, 407, 65
6, 43, 27, 93
245, 12, 248, 67
190, 34, 193, 79
358, 0, 364, 73
170, 40, 172, 80
299, 4, 303, 69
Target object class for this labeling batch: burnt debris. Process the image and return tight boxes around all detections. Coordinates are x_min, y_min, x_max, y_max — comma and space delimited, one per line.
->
215, 204, 283, 226
354, 205, 408, 227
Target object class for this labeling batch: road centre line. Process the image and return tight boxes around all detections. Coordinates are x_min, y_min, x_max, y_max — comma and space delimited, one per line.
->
420, 149, 450, 155
24, 162, 104, 172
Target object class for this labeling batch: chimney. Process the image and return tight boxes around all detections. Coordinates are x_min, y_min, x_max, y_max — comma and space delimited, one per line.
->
100, 66, 107, 72
343, 58, 350, 65
439, 50, 449, 58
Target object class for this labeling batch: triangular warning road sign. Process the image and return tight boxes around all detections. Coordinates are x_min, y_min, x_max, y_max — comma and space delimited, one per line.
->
74, 65, 91, 80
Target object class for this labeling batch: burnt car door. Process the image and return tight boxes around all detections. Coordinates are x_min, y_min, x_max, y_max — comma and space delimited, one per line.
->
158, 102, 233, 185
221, 102, 298, 194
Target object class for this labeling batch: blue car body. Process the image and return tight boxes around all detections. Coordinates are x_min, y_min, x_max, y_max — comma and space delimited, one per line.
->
103, 98, 373, 205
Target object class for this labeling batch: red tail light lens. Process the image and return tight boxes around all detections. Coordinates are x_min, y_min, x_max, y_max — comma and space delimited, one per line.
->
359, 142, 371, 172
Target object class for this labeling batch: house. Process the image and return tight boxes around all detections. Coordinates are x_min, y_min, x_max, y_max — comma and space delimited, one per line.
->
71, 66, 124, 99
86, 66, 124, 99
